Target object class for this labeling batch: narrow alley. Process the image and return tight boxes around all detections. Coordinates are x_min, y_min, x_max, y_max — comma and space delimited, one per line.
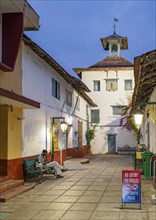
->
0, 154, 155, 220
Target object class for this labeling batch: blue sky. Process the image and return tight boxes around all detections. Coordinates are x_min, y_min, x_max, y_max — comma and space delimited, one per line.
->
27, 0, 156, 77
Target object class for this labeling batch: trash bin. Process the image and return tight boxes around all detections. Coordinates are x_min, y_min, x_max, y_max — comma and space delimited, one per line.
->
141, 151, 154, 180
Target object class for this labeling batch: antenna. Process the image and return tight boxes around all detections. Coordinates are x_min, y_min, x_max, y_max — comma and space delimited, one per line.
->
113, 17, 119, 34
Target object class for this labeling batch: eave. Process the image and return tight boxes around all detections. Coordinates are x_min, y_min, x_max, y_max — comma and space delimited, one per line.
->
0, 0, 39, 30
23, 35, 97, 107
132, 50, 156, 109
0, 88, 40, 109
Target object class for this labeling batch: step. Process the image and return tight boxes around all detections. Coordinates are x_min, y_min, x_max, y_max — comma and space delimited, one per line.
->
66, 156, 73, 160
0, 180, 24, 194
0, 183, 35, 202
0, 176, 9, 184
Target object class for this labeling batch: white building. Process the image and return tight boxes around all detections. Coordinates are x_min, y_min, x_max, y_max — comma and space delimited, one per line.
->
133, 50, 156, 154
22, 35, 96, 161
73, 29, 137, 154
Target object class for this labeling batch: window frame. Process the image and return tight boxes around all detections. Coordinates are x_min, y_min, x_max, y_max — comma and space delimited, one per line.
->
112, 106, 126, 115
75, 97, 80, 111
52, 78, 60, 100
66, 90, 72, 107
124, 79, 133, 91
93, 80, 100, 91
91, 109, 100, 124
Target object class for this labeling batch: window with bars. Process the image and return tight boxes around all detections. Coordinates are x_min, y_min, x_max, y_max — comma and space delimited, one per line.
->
91, 109, 100, 123
112, 106, 126, 115
125, 80, 132, 90
66, 90, 72, 107
93, 80, 100, 91
75, 97, 80, 111
52, 78, 60, 99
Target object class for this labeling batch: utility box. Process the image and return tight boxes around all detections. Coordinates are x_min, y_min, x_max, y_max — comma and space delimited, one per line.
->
135, 144, 148, 173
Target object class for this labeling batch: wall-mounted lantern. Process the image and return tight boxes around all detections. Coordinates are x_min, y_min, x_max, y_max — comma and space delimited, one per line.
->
60, 119, 68, 133
134, 109, 144, 126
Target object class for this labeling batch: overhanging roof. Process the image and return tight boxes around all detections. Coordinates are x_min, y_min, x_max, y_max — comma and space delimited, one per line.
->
132, 50, 156, 109
23, 34, 97, 107
0, 0, 39, 30
89, 56, 133, 68
73, 56, 133, 74
101, 33, 128, 50
0, 88, 40, 109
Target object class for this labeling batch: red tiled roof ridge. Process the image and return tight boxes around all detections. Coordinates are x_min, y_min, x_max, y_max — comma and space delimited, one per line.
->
89, 56, 133, 68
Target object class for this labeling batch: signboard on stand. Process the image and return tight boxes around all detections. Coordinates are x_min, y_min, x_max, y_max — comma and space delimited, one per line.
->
122, 170, 141, 209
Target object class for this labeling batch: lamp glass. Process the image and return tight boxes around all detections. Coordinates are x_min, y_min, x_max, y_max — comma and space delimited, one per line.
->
134, 111, 144, 125
60, 121, 68, 132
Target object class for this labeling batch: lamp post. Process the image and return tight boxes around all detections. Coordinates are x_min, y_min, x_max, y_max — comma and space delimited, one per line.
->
51, 117, 68, 161
133, 102, 156, 144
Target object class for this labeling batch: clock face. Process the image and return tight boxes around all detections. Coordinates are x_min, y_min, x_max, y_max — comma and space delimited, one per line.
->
106, 79, 118, 91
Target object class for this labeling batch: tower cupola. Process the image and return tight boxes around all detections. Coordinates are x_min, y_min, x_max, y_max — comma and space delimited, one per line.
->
100, 18, 128, 57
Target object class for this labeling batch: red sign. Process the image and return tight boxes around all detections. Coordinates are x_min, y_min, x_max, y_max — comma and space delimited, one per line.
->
122, 170, 141, 204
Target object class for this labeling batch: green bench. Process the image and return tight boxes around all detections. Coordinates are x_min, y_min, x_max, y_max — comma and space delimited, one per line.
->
24, 158, 55, 183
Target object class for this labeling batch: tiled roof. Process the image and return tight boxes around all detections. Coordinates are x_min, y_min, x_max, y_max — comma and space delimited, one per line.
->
89, 56, 133, 68
132, 49, 156, 109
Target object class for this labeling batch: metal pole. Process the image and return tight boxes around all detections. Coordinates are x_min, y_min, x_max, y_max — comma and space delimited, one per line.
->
52, 118, 55, 161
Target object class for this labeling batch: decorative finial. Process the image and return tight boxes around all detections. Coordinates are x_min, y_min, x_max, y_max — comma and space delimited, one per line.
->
113, 17, 119, 34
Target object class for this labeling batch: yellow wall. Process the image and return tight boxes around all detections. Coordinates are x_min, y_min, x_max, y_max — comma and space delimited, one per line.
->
0, 105, 8, 159
0, 105, 22, 160
8, 107, 22, 159
0, 42, 22, 94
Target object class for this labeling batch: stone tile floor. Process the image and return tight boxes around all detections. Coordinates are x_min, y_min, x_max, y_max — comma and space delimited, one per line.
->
0, 154, 155, 220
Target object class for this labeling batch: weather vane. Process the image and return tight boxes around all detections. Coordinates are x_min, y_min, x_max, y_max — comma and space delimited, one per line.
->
113, 17, 119, 34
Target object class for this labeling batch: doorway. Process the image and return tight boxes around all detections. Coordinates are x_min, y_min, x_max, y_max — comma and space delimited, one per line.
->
107, 134, 117, 153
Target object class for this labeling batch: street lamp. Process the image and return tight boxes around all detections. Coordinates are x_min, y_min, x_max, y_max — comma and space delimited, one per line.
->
134, 109, 144, 126
60, 119, 68, 133
51, 117, 68, 161
134, 102, 156, 126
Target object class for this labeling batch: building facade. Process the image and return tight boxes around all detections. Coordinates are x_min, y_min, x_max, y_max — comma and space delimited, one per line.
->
133, 50, 156, 154
0, 0, 40, 180
0, 1, 96, 180
73, 30, 137, 154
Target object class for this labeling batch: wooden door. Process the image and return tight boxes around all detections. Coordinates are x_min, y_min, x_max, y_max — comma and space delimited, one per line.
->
78, 120, 83, 148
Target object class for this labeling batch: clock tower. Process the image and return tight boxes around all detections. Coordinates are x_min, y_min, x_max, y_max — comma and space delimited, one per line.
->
73, 19, 135, 155
100, 18, 128, 57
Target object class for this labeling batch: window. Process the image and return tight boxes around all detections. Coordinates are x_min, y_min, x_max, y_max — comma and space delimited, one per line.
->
66, 90, 72, 107
125, 80, 132, 90
75, 97, 80, 111
86, 105, 89, 116
112, 106, 126, 115
93, 80, 100, 91
91, 109, 100, 123
106, 79, 118, 91
52, 78, 60, 99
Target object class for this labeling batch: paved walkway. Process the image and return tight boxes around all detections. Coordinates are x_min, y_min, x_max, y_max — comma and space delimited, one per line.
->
0, 154, 156, 220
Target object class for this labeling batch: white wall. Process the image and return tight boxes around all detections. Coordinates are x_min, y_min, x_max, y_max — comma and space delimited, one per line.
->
81, 68, 137, 153
141, 86, 156, 153
22, 43, 88, 157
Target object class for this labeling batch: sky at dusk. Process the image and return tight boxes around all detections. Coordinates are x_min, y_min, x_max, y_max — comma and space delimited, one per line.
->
27, 0, 156, 77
